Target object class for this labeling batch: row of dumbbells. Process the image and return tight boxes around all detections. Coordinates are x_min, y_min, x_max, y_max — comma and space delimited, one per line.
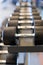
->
0, 2, 43, 46
3, 2, 43, 45
0, 2, 35, 46
32, 7, 43, 45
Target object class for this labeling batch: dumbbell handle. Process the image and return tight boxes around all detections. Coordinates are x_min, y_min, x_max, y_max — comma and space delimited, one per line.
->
15, 33, 35, 37
19, 13, 32, 15
0, 60, 6, 63
0, 50, 8, 54
18, 26, 34, 29
18, 20, 33, 23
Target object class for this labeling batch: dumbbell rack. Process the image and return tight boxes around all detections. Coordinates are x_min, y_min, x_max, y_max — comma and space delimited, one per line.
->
7, 2, 35, 46
0, 1, 43, 65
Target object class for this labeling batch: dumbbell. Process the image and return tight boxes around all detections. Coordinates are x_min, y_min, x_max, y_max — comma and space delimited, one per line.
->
0, 26, 43, 45
8, 14, 34, 34
19, 10, 39, 16
35, 26, 43, 45
8, 19, 34, 27
3, 27, 35, 45
19, 12, 32, 16
8, 17, 34, 32
8, 14, 34, 26
20, 7, 38, 13
20, 9, 37, 13
10, 13, 33, 20
8, 21, 34, 33
19, 15, 41, 20
3, 26, 43, 45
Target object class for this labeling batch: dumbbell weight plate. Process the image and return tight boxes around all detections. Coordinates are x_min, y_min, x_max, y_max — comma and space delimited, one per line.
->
35, 26, 43, 45
33, 16, 41, 20
3, 27, 17, 45
32, 11, 39, 13
10, 16, 19, 20
32, 9, 37, 12
32, 12, 39, 15
35, 20, 43, 26
8, 20, 18, 26
32, 6, 36, 9
12, 12, 19, 16
32, 9, 38, 12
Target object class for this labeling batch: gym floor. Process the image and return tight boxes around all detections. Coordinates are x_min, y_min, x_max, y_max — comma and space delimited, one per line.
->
17, 53, 43, 65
